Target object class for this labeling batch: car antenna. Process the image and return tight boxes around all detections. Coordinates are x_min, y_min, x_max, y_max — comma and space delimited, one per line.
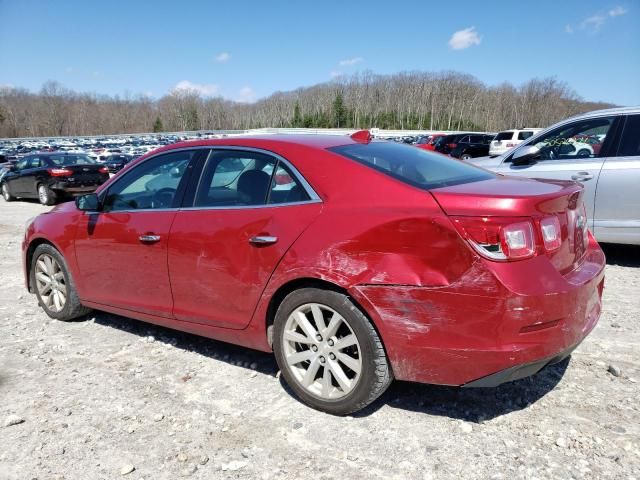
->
350, 130, 372, 143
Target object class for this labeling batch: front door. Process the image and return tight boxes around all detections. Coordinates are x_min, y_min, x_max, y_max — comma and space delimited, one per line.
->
168, 149, 322, 329
74, 149, 201, 317
496, 116, 617, 229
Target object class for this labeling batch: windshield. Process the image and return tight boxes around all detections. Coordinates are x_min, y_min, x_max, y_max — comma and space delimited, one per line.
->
48, 154, 97, 166
329, 141, 494, 190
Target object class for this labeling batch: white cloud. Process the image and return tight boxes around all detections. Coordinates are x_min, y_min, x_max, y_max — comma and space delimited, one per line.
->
339, 57, 363, 66
577, 6, 628, 32
173, 80, 220, 96
330, 70, 344, 78
608, 6, 627, 17
215, 52, 231, 63
565, 24, 574, 33
448, 27, 481, 50
237, 86, 256, 103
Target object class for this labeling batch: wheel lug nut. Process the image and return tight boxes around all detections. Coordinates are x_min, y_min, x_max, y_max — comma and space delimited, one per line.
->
329, 353, 336, 360
327, 339, 334, 347
311, 345, 318, 352
315, 334, 323, 342
319, 356, 325, 364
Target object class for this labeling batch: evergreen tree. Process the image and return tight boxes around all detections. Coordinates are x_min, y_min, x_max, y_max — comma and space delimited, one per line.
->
152, 116, 164, 132
332, 92, 347, 128
292, 101, 302, 127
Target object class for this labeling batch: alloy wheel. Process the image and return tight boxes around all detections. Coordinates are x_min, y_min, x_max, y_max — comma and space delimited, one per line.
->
283, 303, 362, 400
34, 253, 67, 312
38, 185, 48, 204
2, 184, 8, 200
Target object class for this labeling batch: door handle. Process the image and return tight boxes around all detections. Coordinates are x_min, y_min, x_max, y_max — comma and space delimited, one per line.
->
571, 171, 593, 181
139, 234, 161, 243
249, 235, 278, 246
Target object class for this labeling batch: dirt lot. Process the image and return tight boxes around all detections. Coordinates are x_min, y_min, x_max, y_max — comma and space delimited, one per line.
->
0, 200, 638, 480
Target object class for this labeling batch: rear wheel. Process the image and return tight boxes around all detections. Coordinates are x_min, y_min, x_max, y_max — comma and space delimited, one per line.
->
1, 182, 14, 202
30, 243, 92, 321
460, 153, 472, 160
273, 288, 392, 415
37, 184, 57, 206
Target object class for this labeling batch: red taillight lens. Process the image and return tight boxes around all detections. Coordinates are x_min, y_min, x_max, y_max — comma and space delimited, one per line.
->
540, 216, 562, 251
99, 166, 109, 174
452, 216, 536, 261
48, 168, 73, 177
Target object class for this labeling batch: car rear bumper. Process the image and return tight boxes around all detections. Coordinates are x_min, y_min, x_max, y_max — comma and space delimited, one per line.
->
351, 239, 605, 386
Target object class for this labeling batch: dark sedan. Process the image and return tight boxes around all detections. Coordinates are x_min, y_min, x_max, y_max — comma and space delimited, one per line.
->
1, 153, 109, 205
450, 134, 495, 160
104, 154, 135, 173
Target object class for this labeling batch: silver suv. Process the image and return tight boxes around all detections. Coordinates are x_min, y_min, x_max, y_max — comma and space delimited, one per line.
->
469, 106, 640, 245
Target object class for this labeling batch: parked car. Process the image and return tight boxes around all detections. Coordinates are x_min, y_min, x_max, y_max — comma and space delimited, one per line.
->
468, 106, 640, 245
449, 134, 495, 160
432, 133, 469, 155
104, 154, 135, 173
2, 152, 109, 205
414, 133, 445, 151
22, 132, 605, 415
489, 128, 542, 156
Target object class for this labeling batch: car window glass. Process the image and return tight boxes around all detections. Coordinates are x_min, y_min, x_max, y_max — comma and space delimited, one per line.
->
15, 159, 29, 170
527, 117, 613, 161
49, 154, 97, 166
459, 135, 471, 143
617, 115, 640, 157
494, 131, 514, 141
103, 150, 194, 212
469, 135, 483, 143
28, 158, 42, 168
518, 131, 534, 140
195, 150, 276, 207
267, 163, 310, 204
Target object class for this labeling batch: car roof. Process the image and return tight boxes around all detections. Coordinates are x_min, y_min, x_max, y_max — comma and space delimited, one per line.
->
567, 105, 640, 120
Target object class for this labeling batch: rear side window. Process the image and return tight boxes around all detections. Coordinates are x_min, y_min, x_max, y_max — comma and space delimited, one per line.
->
518, 131, 535, 140
328, 142, 494, 190
617, 115, 640, 157
494, 131, 515, 141
48, 154, 97, 166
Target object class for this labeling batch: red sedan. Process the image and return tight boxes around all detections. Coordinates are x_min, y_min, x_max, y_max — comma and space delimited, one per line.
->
22, 131, 605, 415
415, 133, 445, 151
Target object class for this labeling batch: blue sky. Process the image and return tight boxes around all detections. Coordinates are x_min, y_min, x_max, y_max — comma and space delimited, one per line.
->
1, 0, 638, 105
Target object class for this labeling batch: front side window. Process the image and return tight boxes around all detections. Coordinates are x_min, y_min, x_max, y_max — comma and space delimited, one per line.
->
523, 117, 614, 161
617, 115, 640, 157
15, 159, 29, 170
102, 150, 195, 211
329, 141, 494, 190
28, 157, 42, 168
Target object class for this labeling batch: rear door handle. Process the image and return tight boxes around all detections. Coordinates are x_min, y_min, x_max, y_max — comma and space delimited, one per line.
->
139, 234, 161, 244
249, 235, 278, 246
571, 171, 594, 181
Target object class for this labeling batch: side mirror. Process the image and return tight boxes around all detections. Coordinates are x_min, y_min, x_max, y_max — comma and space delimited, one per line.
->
511, 145, 540, 166
75, 193, 100, 211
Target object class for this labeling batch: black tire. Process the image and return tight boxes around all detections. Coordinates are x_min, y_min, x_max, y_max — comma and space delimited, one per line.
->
30, 243, 92, 321
37, 184, 57, 206
577, 149, 591, 158
460, 153, 472, 160
273, 288, 393, 415
1, 182, 15, 202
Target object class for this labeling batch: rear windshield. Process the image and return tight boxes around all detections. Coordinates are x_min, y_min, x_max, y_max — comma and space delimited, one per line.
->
328, 141, 494, 190
47, 154, 97, 166
494, 131, 515, 141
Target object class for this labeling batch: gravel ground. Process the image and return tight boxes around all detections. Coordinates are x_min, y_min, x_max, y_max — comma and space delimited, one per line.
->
1, 200, 638, 480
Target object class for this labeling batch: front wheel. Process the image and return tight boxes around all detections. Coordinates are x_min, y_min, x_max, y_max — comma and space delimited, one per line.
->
37, 184, 57, 206
273, 288, 392, 415
30, 243, 92, 321
1, 182, 15, 202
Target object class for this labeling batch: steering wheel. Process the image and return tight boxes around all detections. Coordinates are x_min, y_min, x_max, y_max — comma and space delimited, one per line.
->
151, 187, 176, 209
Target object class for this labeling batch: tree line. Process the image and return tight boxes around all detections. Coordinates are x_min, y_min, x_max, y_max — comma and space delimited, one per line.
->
0, 71, 614, 138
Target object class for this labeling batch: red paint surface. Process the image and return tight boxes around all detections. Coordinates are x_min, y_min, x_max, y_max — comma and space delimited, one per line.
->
22, 135, 606, 386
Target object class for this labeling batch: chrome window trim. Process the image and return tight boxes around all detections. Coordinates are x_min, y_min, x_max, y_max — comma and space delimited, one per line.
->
94, 144, 322, 213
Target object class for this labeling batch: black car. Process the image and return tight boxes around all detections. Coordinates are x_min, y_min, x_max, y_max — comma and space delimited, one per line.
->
1, 152, 109, 205
449, 134, 495, 160
104, 154, 135, 173
433, 133, 469, 155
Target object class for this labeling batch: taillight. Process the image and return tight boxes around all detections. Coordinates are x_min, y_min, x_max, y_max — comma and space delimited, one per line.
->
447, 143, 457, 149
540, 216, 562, 251
451, 216, 536, 261
48, 168, 73, 177
99, 166, 109, 174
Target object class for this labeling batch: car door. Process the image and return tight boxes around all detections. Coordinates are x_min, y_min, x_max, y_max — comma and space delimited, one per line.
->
593, 114, 640, 244
168, 148, 323, 329
74, 149, 203, 317
6, 158, 30, 194
21, 156, 45, 196
494, 116, 619, 230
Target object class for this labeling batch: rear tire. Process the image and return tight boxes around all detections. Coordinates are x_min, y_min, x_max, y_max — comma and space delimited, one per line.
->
37, 184, 57, 206
30, 243, 92, 321
1, 182, 15, 202
460, 153, 472, 160
273, 288, 393, 415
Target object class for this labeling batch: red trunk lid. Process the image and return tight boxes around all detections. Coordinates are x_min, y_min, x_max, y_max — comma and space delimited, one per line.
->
431, 176, 588, 273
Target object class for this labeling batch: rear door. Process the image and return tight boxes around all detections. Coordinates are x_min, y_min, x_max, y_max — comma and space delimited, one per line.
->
168, 148, 322, 329
593, 114, 640, 244
494, 116, 618, 230
74, 149, 202, 317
